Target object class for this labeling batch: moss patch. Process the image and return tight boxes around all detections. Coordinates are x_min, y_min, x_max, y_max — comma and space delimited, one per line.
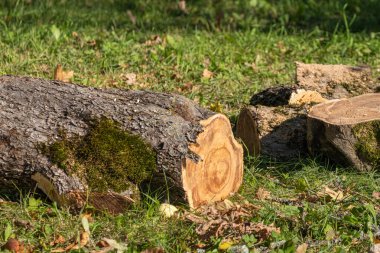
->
353, 121, 380, 169
40, 118, 157, 192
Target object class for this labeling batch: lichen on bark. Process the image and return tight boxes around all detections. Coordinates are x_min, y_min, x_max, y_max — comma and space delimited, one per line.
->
353, 121, 380, 169
40, 117, 157, 193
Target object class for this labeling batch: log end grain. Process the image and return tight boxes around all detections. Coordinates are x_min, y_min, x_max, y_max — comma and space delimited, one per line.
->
182, 114, 243, 208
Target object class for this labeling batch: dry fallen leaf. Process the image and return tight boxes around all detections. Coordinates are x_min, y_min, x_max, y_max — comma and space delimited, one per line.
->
178, 0, 188, 14
295, 243, 308, 253
317, 186, 344, 201
144, 35, 163, 46
101, 238, 128, 253
54, 64, 74, 82
61, 231, 90, 252
3, 238, 20, 252
49, 234, 66, 246
202, 69, 213, 79
373, 192, 380, 200
122, 73, 137, 85
126, 10, 136, 25
141, 247, 165, 253
159, 203, 178, 218
256, 187, 271, 200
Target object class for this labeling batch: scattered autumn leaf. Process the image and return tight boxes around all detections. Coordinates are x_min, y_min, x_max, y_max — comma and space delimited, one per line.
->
60, 231, 90, 252
144, 35, 163, 46
49, 234, 65, 246
3, 238, 20, 252
14, 220, 33, 230
256, 187, 271, 200
126, 10, 136, 25
202, 69, 213, 79
141, 247, 165, 253
373, 192, 380, 200
54, 64, 74, 82
100, 238, 128, 253
317, 186, 344, 201
178, 0, 188, 14
296, 243, 308, 253
121, 73, 137, 85
159, 203, 178, 218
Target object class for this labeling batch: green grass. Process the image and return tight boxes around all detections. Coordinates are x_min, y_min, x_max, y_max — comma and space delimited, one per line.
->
1, 0, 380, 252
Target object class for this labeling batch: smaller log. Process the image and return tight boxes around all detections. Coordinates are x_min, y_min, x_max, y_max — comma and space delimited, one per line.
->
307, 93, 380, 171
236, 105, 307, 160
296, 62, 375, 99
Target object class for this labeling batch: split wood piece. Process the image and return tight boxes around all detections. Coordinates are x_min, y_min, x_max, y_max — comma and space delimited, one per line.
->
0, 75, 243, 213
250, 86, 327, 107
296, 62, 375, 99
236, 105, 307, 160
307, 93, 380, 171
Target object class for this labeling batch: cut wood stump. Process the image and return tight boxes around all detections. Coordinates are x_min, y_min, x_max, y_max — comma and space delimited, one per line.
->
296, 62, 375, 99
307, 93, 380, 171
0, 75, 243, 213
236, 105, 307, 160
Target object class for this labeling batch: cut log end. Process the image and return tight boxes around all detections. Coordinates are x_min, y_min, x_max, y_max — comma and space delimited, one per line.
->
308, 93, 380, 125
182, 114, 243, 209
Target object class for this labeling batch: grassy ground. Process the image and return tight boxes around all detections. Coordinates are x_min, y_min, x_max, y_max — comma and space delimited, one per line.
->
1, 0, 380, 252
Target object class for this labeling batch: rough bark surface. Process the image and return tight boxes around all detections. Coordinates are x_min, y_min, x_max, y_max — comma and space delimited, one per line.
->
236, 105, 307, 160
307, 93, 380, 171
296, 62, 375, 99
0, 75, 243, 212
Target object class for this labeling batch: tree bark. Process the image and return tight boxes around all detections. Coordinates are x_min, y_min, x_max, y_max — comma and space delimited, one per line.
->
0, 75, 243, 213
307, 93, 380, 171
236, 105, 307, 160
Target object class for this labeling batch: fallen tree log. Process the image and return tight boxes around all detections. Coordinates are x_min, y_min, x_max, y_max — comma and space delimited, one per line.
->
236, 105, 307, 160
307, 93, 380, 171
0, 75, 243, 213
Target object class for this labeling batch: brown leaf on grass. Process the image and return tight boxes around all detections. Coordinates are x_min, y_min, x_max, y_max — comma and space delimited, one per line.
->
317, 186, 344, 201
250, 222, 281, 240
141, 247, 165, 253
3, 238, 20, 252
202, 69, 213, 79
51, 247, 66, 253
49, 234, 66, 246
96, 240, 110, 248
178, 0, 188, 14
54, 64, 74, 82
126, 10, 136, 25
373, 192, 380, 200
185, 200, 263, 241
14, 220, 33, 230
121, 73, 137, 85
296, 243, 308, 253
61, 231, 90, 252
256, 187, 271, 200
144, 35, 163, 46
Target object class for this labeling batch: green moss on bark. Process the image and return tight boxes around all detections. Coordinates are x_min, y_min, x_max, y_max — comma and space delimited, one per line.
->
353, 121, 380, 169
40, 118, 157, 192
